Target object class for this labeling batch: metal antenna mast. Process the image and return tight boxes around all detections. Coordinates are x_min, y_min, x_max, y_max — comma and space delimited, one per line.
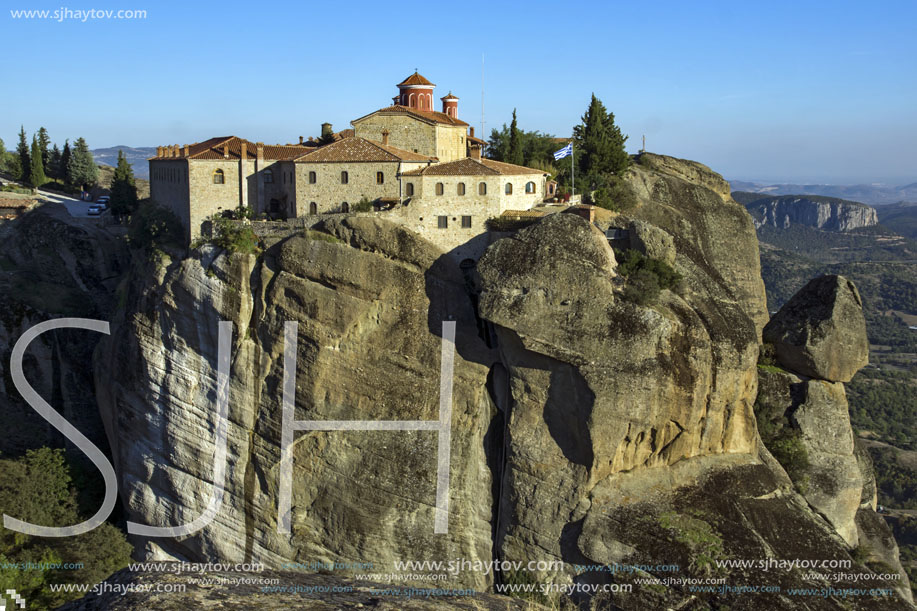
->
481, 54, 485, 147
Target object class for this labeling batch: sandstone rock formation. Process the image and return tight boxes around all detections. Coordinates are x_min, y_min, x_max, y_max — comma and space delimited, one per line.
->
763, 275, 869, 382
628, 219, 675, 266
0, 203, 125, 457
96, 218, 498, 590
742, 195, 879, 231
76, 155, 912, 609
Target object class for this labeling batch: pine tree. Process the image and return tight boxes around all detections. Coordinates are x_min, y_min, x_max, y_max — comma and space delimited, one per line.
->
29, 135, 47, 188
37, 127, 51, 170
109, 150, 138, 217
67, 137, 98, 189
60, 140, 72, 184
48, 144, 62, 179
507, 109, 524, 166
573, 94, 629, 181
17, 126, 30, 183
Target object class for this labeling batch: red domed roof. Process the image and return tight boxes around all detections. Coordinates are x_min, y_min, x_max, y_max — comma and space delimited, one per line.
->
398, 71, 434, 87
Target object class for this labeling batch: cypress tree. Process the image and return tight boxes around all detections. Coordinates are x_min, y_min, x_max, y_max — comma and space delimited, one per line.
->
37, 127, 51, 170
29, 135, 47, 188
48, 144, 62, 179
507, 109, 524, 166
109, 150, 138, 217
17, 126, 30, 183
573, 94, 629, 181
60, 140, 72, 184
67, 137, 98, 189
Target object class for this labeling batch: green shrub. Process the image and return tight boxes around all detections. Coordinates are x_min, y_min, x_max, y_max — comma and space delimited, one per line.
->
0, 448, 133, 608
615, 248, 681, 305
352, 197, 375, 212
585, 175, 637, 212
767, 429, 811, 489
212, 218, 261, 254
128, 200, 184, 251
658, 510, 726, 575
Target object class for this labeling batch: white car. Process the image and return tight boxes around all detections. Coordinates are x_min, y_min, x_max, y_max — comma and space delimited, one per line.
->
87, 205, 103, 216
96, 196, 110, 210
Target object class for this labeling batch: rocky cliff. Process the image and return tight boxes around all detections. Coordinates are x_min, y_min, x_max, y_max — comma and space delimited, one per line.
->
78, 155, 913, 609
739, 194, 879, 232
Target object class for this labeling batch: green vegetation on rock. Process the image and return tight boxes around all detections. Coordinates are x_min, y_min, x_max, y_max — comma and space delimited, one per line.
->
0, 448, 133, 609
614, 248, 681, 305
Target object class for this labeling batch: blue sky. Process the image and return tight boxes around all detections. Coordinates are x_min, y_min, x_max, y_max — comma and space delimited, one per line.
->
1, 0, 915, 184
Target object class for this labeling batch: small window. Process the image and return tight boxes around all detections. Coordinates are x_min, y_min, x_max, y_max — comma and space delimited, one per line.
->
309, 202, 317, 215
309, 171, 317, 184
525, 181, 536, 194
435, 182, 444, 196
461, 215, 472, 228
406, 182, 414, 196
505, 183, 513, 195
342, 202, 349, 212
376, 171, 384, 184
437, 215, 448, 229
341, 171, 349, 184
457, 182, 466, 195
264, 169, 274, 184
213, 169, 225, 184
478, 182, 487, 195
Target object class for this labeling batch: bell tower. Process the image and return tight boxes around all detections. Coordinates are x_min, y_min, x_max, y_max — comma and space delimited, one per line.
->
441, 92, 458, 117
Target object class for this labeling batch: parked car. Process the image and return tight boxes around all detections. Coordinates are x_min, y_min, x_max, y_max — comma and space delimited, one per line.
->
87, 205, 103, 216
96, 195, 110, 210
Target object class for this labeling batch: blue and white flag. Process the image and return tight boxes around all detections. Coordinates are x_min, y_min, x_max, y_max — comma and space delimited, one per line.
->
553, 143, 573, 160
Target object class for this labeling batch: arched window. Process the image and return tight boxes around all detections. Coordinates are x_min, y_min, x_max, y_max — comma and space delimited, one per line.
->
309, 171, 317, 184
342, 202, 350, 212
505, 183, 513, 195
213, 169, 224, 184
457, 182, 466, 195
376, 171, 384, 184
525, 181, 536, 194
478, 182, 487, 195
435, 182, 444, 196
341, 171, 349, 184
309, 202, 317, 215
263, 169, 273, 184
406, 182, 414, 196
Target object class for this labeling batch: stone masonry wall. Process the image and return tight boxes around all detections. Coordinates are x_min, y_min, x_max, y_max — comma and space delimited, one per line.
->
353, 115, 437, 158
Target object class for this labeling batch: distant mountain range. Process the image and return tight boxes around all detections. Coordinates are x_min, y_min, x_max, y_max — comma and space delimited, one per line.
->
90, 146, 156, 179
729, 180, 917, 206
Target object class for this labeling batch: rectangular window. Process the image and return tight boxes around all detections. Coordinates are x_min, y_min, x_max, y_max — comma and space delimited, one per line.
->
437, 216, 448, 229
461, 215, 472, 228
309, 171, 317, 184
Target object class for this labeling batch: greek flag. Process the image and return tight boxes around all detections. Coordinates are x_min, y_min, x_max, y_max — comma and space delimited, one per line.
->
553, 143, 573, 160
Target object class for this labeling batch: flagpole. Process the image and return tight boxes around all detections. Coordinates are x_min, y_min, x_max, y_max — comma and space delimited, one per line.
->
571, 143, 575, 201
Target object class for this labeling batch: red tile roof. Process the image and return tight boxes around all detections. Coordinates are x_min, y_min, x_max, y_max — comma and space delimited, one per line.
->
401, 157, 546, 177
397, 72, 434, 87
150, 136, 313, 161
293, 137, 436, 163
352, 105, 469, 127
441, 92, 459, 100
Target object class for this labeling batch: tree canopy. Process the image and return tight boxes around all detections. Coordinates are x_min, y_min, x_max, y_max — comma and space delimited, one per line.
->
110, 150, 138, 217
16, 126, 30, 183
29, 135, 46, 188
66, 137, 98, 189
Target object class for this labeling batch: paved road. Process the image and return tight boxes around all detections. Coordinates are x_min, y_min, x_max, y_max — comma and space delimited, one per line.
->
36, 188, 106, 218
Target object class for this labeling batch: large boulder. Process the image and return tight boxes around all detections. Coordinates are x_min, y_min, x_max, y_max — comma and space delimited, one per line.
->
763, 275, 869, 382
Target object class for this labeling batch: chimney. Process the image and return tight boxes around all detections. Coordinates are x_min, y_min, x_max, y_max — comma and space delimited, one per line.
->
469, 127, 475, 138
381, 130, 390, 146
172, 145, 179, 158
223, 143, 229, 158
157, 146, 163, 157
256, 142, 264, 162
471, 145, 482, 160
299, 136, 304, 145
183, 144, 190, 157
240, 141, 247, 162
321, 123, 333, 140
